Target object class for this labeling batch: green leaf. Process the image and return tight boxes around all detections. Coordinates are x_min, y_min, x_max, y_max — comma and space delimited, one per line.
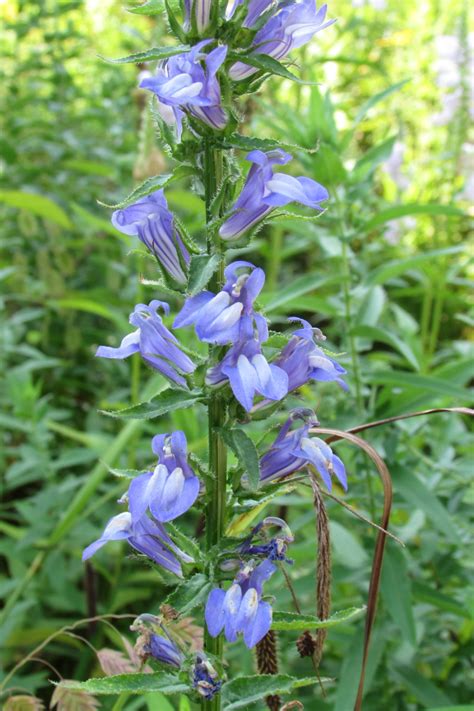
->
101, 389, 204, 420
393, 465, 461, 543
219, 428, 260, 491
221, 674, 326, 709
100, 45, 189, 64
392, 666, 452, 707
187, 254, 220, 295
229, 52, 308, 83
59, 673, 189, 696
0, 190, 72, 228
107, 467, 146, 479
366, 371, 468, 400
164, 0, 187, 42
352, 135, 397, 180
260, 273, 340, 312
380, 546, 417, 646
164, 573, 211, 615
362, 209, 465, 239
352, 79, 410, 131
351, 325, 420, 371
272, 606, 365, 631
425, 707, 474, 711
412, 582, 471, 619
102, 166, 194, 209
126, 0, 164, 14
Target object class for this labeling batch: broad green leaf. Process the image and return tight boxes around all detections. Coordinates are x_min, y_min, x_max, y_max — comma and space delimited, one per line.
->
366, 371, 467, 400
219, 428, 260, 490
222, 134, 285, 152
393, 465, 461, 543
0, 190, 72, 228
100, 45, 189, 64
221, 674, 326, 709
102, 166, 194, 209
352, 325, 420, 371
145, 692, 174, 711
59, 673, 189, 696
354, 285, 386, 327
362, 210, 464, 240
392, 666, 452, 707
101, 389, 204, 420
272, 606, 365, 631
380, 546, 417, 645
412, 582, 470, 619
330, 521, 368, 569
164, 573, 211, 615
187, 254, 220, 295
107, 467, 146, 479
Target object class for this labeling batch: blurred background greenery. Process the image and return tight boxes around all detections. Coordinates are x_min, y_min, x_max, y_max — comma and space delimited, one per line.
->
0, 0, 472, 709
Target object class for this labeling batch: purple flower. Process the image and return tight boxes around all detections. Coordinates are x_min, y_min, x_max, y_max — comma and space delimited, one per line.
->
230, 0, 335, 81
128, 432, 200, 523
96, 300, 196, 388
225, 0, 274, 27
111, 190, 189, 285
146, 633, 184, 667
192, 654, 222, 700
260, 408, 347, 490
174, 261, 268, 345
240, 516, 294, 563
140, 40, 228, 140
206, 335, 288, 411
184, 0, 212, 32
275, 317, 347, 392
82, 512, 193, 577
219, 150, 328, 241
205, 559, 275, 648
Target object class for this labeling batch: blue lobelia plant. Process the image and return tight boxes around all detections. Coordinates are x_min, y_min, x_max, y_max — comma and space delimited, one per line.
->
77, 1, 374, 709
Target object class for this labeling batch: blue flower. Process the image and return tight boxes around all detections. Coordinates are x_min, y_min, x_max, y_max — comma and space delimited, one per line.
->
128, 432, 200, 523
174, 261, 267, 345
275, 317, 347, 392
206, 335, 288, 411
146, 633, 184, 668
96, 300, 196, 388
205, 559, 275, 648
219, 150, 328, 241
260, 408, 347, 490
239, 516, 294, 563
192, 654, 222, 700
225, 0, 274, 27
140, 41, 228, 140
229, 0, 335, 81
185, 0, 212, 32
82, 512, 193, 577
111, 190, 190, 285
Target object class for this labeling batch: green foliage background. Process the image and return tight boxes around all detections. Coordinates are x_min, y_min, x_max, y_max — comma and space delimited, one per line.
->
0, 0, 472, 709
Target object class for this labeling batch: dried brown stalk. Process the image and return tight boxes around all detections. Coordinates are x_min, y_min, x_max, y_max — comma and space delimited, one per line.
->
256, 630, 280, 711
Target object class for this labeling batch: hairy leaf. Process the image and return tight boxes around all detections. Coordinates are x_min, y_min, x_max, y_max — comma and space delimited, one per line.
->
187, 254, 220, 295
272, 606, 365, 631
100, 45, 189, 64
221, 674, 329, 709
219, 428, 260, 491
58, 673, 189, 696
100, 389, 204, 420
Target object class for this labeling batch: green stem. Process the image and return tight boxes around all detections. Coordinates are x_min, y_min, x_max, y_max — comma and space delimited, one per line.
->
202, 140, 227, 711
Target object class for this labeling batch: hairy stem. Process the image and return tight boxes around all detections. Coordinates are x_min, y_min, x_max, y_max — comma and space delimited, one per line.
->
203, 140, 227, 711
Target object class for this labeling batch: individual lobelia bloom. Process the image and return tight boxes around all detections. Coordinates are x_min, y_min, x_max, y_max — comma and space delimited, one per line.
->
229, 0, 335, 81
192, 653, 223, 700
272, 317, 347, 394
140, 40, 228, 141
205, 559, 276, 648
184, 0, 212, 32
239, 516, 294, 563
96, 300, 196, 388
206, 331, 288, 411
82, 512, 193, 577
146, 632, 184, 667
259, 408, 347, 490
111, 190, 190, 285
174, 260, 268, 345
225, 0, 274, 27
128, 432, 200, 523
219, 150, 329, 241
132, 614, 184, 668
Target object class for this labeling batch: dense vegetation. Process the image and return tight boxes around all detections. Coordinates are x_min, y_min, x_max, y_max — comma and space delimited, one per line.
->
1, 0, 472, 709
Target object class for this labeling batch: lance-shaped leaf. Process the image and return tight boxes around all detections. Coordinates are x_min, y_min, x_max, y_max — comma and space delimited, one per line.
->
218, 428, 260, 491
101, 165, 194, 209
228, 52, 311, 84
100, 389, 204, 420
164, 573, 212, 616
221, 674, 331, 709
100, 45, 189, 64
126, 0, 164, 15
272, 606, 366, 631
187, 254, 220, 296
57, 673, 190, 696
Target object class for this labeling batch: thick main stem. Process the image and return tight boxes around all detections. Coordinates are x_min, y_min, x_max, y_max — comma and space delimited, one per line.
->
203, 140, 227, 711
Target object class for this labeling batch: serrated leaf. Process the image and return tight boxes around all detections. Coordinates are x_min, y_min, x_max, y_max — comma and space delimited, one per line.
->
272, 606, 365, 631
100, 45, 189, 64
229, 52, 309, 83
50, 684, 100, 710
4, 697, 45, 711
219, 428, 260, 491
107, 467, 147, 479
221, 674, 328, 709
101, 165, 194, 209
164, 573, 212, 616
59, 673, 189, 696
100, 389, 204, 420
187, 254, 220, 295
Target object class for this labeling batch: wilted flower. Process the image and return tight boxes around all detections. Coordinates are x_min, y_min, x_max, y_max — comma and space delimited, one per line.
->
174, 261, 267, 344
96, 300, 196, 388
219, 150, 328, 240
192, 653, 223, 699
205, 559, 276, 648
128, 432, 200, 523
132, 614, 184, 668
82, 512, 193, 577
229, 0, 335, 81
240, 516, 294, 562
260, 408, 347, 490
140, 40, 228, 140
206, 334, 288, 411
146, 633, 184, 667
273, 317, 347, 393
111, 190, 190, 284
